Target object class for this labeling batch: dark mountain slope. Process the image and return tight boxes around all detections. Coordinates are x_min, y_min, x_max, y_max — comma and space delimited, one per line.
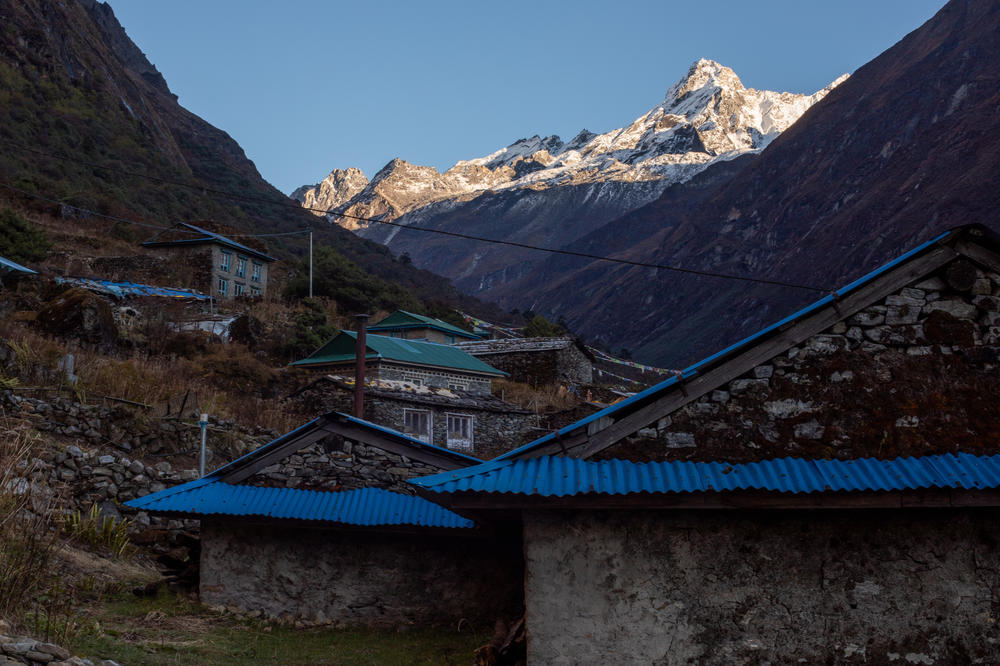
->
0, 0, 493, 314
512, 0, 1000, 365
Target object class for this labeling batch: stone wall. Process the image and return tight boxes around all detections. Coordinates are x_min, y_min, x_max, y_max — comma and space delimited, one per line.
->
523, 509, 1000, 665
469, 345, 593, 386
248, 439, 442, 495
1, 390, 273, 515
376, 362, 492, 395
200, 519, 524, 628
600, 259, 1000, 462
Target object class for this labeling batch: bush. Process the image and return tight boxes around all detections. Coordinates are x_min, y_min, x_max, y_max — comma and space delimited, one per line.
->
0, 207, 50, 264
523, 315, 565, 338
283, 247, 422, 314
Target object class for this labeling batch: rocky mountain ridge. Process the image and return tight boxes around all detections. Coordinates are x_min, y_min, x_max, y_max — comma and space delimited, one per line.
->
293, 60, 846, 228
497, 0, 1000, 366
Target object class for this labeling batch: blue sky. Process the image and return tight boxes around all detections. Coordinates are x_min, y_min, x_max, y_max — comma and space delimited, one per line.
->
111, 0, 945, 195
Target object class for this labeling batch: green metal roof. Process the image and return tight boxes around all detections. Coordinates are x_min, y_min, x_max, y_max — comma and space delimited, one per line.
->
368, 310, 480, 340
290, 331, 506, 376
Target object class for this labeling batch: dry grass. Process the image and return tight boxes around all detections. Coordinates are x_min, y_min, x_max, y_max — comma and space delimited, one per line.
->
492, 379, 579, 413
0, 317, 302, 432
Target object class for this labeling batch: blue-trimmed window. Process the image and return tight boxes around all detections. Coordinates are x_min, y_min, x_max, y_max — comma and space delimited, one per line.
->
220, 250, 231, 272
251, 261, 262, 281
218, 277, 229, 296
234, 282, 245, 297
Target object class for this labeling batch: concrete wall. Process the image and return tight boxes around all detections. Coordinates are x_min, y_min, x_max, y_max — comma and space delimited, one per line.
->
201, 519, 524, 627
523, 509, 1000, 665
601, 259, 1000, 463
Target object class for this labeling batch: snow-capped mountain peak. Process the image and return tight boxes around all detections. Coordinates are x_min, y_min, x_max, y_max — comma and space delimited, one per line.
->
294, 60, 847, 226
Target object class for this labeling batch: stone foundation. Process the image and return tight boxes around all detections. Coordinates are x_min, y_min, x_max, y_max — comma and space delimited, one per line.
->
523, 509, 1000, 665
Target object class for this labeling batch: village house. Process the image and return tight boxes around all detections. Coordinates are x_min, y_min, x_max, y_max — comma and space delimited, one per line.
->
141, 222, 275, 300
367, 310, 481, 344
455, 336, 594, 385
125, 411, 524, 627
412, 223, 1000, 664
290, 331, 506, 395
289, 375, 534, 458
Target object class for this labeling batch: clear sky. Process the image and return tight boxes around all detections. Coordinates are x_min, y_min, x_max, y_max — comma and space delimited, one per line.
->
110, 0, 945, 196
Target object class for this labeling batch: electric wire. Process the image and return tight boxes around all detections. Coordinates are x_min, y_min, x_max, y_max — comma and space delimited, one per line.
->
0, 138, 829, 292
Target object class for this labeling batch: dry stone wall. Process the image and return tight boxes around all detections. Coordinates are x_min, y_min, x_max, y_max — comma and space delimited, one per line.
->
1, 390, 274, 517
248, 439, 442, 496
600, 259, 1000, 462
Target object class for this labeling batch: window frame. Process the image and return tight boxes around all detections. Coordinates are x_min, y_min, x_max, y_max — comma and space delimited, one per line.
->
220, 250, 231, 272
445, 412, 474, 451
218, 277, 229, 296
234, 282, 245, 297
236, 255, 247, 278
402, 408, 432, 444
251, 261, 262, 282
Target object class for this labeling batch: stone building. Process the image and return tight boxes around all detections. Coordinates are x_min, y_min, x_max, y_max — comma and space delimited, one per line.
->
411, 223, 1000, 663
126, 411, 524, 627
368, 310, 481, 344
141, 222, 275, 300
290, 375, 535, 459
455, 337, 594, 385
291, 331, 507, 395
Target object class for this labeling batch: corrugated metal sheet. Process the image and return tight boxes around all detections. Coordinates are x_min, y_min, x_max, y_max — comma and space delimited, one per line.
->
0, 255, 37, 275
411, 453, 1000, 497
369, 310, 481, 340
291, 331, 508, 376
55, 277, 209, 300
496, 229, 954, 461
142, 222, 276, 262
126, 480, 474, 528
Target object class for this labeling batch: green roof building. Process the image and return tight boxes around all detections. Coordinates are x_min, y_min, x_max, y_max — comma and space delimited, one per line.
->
291, 331, 506, 395
367, 310, 482, 345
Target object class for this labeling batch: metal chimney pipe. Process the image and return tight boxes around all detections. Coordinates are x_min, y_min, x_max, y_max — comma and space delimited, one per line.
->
354, 314, 370, 418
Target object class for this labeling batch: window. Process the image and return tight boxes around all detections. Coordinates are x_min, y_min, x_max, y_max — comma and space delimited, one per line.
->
448, 381, 468, 392
446, 413, 473, 451
218, 277, 228, 296
236, 256, 247, 278
403, 409, 432, 443
220, 250, 231, 272
250, 286, 261, 296
234, 282, 245, 297
251, 261, 262, 282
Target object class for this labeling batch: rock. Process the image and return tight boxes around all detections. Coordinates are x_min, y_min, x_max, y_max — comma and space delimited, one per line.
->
98, 455, 115, 465
923, 300, 977, 320
794, 420, 825, 440
127, 460, 145, 475
752, 365, 774, 379
66, 445, 83, 458
729, 378, 768, 395
884, 304, 919, 326
973, 295, 1000, 312
913, 276, 946, 291
830, 370, 854, 383
2, 641, 35, 656
764, 400, 816, 419
662, 432, 695, 448
710, 390, 730, 403
26, 650, 55, 663
895, 415, 919, 428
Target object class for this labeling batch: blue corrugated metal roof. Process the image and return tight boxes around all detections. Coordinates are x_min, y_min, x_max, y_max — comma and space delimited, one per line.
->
496, 229, 955, 460
55, 277, 209, 300
0, 255, 37, 275
125, 480, 474, 528
411, 453, 1000, 497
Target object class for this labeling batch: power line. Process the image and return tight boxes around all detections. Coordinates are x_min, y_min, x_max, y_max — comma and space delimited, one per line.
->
0, 138, 829, 292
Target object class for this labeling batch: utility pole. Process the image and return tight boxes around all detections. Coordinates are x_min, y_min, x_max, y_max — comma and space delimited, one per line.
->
309, 230, 313, 300
199, 413, 209, 477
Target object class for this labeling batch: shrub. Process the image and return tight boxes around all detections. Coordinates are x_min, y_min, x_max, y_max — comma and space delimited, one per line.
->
0, 207, 50, 264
